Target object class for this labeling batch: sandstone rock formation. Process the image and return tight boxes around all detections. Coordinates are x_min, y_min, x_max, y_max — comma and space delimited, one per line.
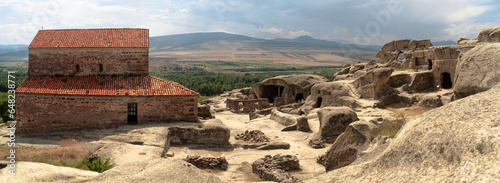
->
169, 119, 230, 146
459, 27, 500, 44
300, 81, 358, 114
90, 159, 222, 183
184, 155, 228, 170
352, 68, 393, 99
454, 43, 500, 99
376, 39, 432, 63
317, 107, 359, 142
0, 161, 99, 183
322, 120, 377, 171
198, 104, 215, 119
249, 74, 328, 106
306, 84, 500, 182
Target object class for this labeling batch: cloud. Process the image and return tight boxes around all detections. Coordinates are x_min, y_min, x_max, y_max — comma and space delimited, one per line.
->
260, 27, 313, 39
288, 30, 312, 38
442, 21, 499, 40
0, 0, 498, 45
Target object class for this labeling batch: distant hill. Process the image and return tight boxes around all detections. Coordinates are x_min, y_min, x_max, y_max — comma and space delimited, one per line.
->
273, 35, 382, 51
150, 32, 379, 52
0, 45, 28, 61
150, 32, 265, 50
432, 40, 456, 46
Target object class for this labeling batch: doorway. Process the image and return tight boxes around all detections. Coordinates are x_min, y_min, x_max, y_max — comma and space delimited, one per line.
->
313, 97, 322, 108
441, 73, 452, 89
295, 93, 304, 102
128, 103, 138, 125
428, 59, 433, 70
261, 85, 284, 103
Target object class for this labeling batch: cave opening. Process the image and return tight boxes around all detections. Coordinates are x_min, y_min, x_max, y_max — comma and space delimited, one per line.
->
295, 93, 304, 102
441, 72, 452, 89
313, 97, 322, 108
261, 85, 284, 103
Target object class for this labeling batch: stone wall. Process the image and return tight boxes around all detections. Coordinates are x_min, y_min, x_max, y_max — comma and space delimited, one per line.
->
225, 98, 270, 112
16, 93, 198, 133
28, 47, 148, 76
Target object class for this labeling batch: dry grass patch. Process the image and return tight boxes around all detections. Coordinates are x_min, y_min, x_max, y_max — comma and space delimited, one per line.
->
0, 139, 103, 169
370, 117, 406, 139
371, 105, 432, 140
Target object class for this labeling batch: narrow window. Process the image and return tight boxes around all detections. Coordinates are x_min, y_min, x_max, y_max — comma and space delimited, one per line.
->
76, 65, 80, 73
99, 64, 103, 72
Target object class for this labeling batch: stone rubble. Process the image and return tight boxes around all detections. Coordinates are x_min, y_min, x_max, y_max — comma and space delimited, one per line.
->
235, 130, 270, 143
252, 154, 301, 183
184, 155, 228, 171
308, 138, 326, 149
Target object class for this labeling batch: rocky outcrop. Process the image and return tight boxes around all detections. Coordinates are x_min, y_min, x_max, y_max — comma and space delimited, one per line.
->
352, 68, 393, 99
0, 161, 99, 182
388, 72, 411, 87
169, 119, 230, 146
317, 107, 359, 142
402, 71, 434, 92
184, 155, 228, 170
300, 81, 358, 114
90, 159, 222, 183
252, 154, 301, 183
454, 43, 500, 99
270, 108, 299, 126
459, 27, 500, 44
249, 108, 273, 120
417, 95, 443, 108
306, 84, 500, 182
322, 120, 377, 171
198, 104, 215, 119
376, 39, 432, 63
249, 74, 328, 106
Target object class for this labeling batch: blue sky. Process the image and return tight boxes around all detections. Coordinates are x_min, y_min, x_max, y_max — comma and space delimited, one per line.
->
0, 0, 498, 45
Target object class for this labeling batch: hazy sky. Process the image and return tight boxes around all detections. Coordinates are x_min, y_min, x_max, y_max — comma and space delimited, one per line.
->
0, 0, 498, 45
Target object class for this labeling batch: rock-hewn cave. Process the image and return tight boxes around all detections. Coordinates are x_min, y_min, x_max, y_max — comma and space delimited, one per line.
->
441, 72, 452, 89
261, 85, 284, 103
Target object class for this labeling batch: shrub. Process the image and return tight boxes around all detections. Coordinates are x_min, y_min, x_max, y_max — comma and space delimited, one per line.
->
84, 155, 113, 173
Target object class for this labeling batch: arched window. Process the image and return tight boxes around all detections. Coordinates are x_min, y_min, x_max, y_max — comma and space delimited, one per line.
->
76, 65, 80, 73
99, 64, 103, 72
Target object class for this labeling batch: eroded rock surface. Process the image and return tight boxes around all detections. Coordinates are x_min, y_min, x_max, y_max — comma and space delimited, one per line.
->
307, 84, 500, 182
454, 43, 500, 99
317, 107, 359, 142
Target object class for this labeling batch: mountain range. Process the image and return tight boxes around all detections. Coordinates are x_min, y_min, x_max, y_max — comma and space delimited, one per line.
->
0, 32, 456, 62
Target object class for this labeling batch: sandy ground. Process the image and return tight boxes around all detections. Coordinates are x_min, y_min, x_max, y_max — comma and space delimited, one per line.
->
0, 94, 410, 183
175, 111, 329, 182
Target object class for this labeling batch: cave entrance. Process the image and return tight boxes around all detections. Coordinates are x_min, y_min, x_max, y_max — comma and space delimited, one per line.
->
441, 72, 452, 89
428, 59, 433, 70
261, 85, 284, 103
295, 93, 304, 102
313, 97, 322, 108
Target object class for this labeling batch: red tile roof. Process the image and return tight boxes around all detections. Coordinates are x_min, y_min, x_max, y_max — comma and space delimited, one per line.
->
16, 75, 198, 96
28, 28, 149, 48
